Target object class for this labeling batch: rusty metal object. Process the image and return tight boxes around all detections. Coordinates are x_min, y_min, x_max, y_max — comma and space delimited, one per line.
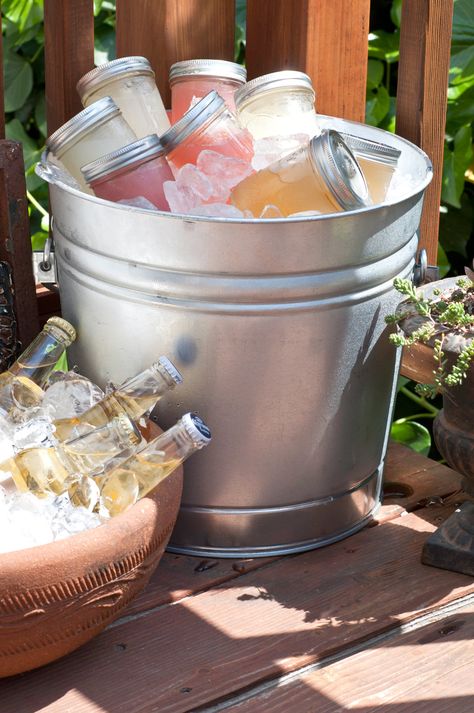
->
0, 261, 19, 370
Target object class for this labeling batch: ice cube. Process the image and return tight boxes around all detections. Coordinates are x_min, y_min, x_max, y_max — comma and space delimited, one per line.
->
0, 415, 13, 463
163, 181, 200, 214
35, 159, 82, 191
252, 134, 309, 171
288, 210, 322, 217
259, 204, 284, 219
191, 203, 245, 218
176, 164, 213, 201
197, 150, 254, 201
385, 171, 418, 202
42, 371, 104, 420
12, 415, 55, 451
117, 196, 159, 211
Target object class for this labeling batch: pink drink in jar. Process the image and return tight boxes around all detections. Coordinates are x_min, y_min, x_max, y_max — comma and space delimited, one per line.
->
81, 135, 173, 211
160, 90, 254, 173
169, 59, 246, 122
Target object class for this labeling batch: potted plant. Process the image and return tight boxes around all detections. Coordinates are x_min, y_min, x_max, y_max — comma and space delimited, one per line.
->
386, 270, 474, 486
386, 271, 474, 576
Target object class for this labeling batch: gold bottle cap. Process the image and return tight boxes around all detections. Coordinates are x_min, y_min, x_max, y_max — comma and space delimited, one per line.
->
44, 317, 77, 345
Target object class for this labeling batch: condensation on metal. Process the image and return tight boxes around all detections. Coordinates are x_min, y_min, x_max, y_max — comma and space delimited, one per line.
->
45, 116, 432, 557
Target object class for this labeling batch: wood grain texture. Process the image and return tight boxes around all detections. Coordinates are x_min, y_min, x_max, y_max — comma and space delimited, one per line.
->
0, 27, 5, 138
246, 0, 371, 121
116, 0, 236, 109
44, 0, 95, 134
2, 505, 473, 711
396, 0, 454, 265
0, 141, 39, 347
233, 602, 474, 711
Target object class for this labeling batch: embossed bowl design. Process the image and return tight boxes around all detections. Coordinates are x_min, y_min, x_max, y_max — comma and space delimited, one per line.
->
0, 454, 183, 678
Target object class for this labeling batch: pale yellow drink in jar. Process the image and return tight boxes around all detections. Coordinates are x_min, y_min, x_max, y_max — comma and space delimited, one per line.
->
231, 130, 370, 218
356, 157, 396, 204
231, 145, 340, 217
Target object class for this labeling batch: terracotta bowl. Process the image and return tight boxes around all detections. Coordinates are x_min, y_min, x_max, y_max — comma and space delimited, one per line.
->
0, 425, 183, 678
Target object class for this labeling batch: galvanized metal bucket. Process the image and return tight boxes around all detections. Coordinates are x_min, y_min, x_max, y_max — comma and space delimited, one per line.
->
39, 116, 432, 557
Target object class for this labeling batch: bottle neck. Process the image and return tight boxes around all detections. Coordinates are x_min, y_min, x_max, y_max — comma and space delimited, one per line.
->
120, 363, 177, 398
8, 329, 68, 388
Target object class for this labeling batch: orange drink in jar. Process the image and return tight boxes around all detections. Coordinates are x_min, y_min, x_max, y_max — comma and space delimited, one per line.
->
230, 130, 370, 217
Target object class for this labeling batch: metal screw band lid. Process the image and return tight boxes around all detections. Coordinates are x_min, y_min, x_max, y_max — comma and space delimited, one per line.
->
77, 56, 154, 103
235, 70, 315, 109
44, 316, 77, 345
46, 97, 121, 158
81, 134, 166, 184
169, 59, 246, 85
160, 90, 226, 152
309, 130, 370, 210
339, 133, 401, 166
155, 356, 183, 386
181, 412, 212, 448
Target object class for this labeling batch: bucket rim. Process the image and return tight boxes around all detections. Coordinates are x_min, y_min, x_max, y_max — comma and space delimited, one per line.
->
38, 114, 433, 224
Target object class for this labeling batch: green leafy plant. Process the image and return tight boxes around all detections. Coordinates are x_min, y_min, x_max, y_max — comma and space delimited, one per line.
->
386, 273, 474, 400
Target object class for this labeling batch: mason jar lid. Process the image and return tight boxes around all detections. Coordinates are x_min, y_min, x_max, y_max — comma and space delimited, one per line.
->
81, 134, 167, 184
340, 133, 401, 166
77, 56, 155, 102
181, 412, 212, 448
46, 97, 121, 157
44, 316, 77, 345
235, 70, 315, 109
160, 90, 226, 152
169, 59, 246, 86
309, 130, 370, 210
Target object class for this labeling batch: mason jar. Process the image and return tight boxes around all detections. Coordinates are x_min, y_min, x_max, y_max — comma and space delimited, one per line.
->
45, 97, 136, 190
160, 90, 254, 172
169, 59, 247, 122
230, 129, 370, 217
235, 70, 320, 141
340, 133, 401, 204
81, 134, 174, 212
76, 56, 170, 139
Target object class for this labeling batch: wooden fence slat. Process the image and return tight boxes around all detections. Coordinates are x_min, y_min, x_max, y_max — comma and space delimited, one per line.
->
246, 0, 370, 122
116, 0, 236, 110
0, 26, 5, 139
0, 141, 39, 347
396, 0, 454, 265
44, 0, 95, 134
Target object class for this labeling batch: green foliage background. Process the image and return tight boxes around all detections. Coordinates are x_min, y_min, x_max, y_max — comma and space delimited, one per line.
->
2, 0, 473, 456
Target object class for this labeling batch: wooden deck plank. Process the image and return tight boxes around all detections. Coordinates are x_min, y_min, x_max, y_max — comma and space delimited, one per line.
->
2, 505, 473, 712
230, 601, 474, 712
125, 442, 462, 616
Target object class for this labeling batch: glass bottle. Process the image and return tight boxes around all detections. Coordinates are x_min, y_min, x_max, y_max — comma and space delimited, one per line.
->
0, 317, 76, 417
53, 356, 183, 441
169, 59, 246, 123
230, 129, 370, 218
235, 71, 320, 140
160, 90, 254, 172
77, 56, 170, 139
46, 97, 136, 190
98, 412, 211, 516
340, 133, 401, 204
1, 414, 141, 497
81, 134, 174, 211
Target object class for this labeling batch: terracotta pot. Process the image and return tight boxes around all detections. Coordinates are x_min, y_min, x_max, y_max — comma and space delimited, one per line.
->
400, 277, 474, 490
0, 425, 183, 678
